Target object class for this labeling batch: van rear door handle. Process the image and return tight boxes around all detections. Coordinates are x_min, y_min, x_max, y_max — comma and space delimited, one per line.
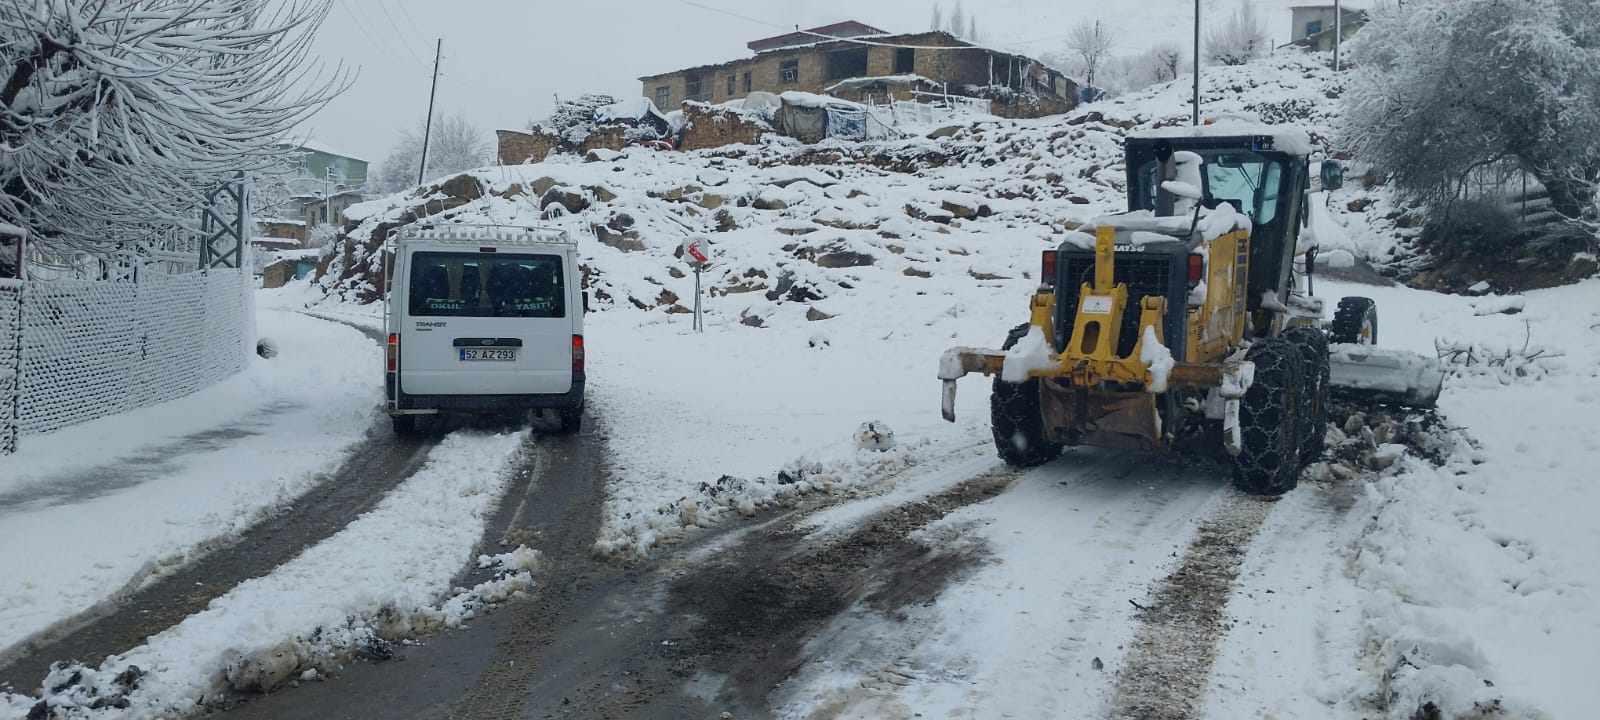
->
451, 338, 524, 347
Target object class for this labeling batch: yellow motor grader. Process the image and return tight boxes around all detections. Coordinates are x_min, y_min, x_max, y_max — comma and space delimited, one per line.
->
939, 124, 1443, 494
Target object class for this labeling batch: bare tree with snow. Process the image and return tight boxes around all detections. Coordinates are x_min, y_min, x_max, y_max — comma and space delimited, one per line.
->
1206, 0, 1270, 66
1343, 0, 1599, 222
948, 2, 965, 38
0, 1, 347, 276
1150, 42, 1186, 83
373, 112, 491, 196
1067, 20, 1115, 90
929, 4, 942, 32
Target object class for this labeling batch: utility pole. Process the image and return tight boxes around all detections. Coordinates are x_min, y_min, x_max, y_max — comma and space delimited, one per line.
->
1192, 0, 1201, 125
1333, 0, 1342, 71
324, 166, 334, 229
417, 38, 442, 187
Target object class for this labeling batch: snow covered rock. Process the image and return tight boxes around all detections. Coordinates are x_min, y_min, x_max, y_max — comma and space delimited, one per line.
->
854, 421, 896, 452
226, 639, 307, 693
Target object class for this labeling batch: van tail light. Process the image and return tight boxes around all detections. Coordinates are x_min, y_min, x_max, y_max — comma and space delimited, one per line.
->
1040, 250, 1057, 286
386, 333, 398, 372
571, 335, 585, 373
1187, 254, 1205, 285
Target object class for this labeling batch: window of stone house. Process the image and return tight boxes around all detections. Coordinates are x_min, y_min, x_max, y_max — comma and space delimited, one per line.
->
824, 48, 869, 81
743, 72, 752, 92
655, 85, 671, 109
685, 74, 704, 100
894, 48, 914, 74
726, 74, 736, 96
1305, 19, 1322, 37
780, 59, 799, 84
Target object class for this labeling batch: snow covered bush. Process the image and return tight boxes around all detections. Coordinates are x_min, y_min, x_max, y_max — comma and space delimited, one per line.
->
1206, 0, 1270, 66
1435, 324, 1563, 384
529, 94, 619, 150
0, 1, 346, 272
1343, 0, 1600, 222
372, 112, 491, 195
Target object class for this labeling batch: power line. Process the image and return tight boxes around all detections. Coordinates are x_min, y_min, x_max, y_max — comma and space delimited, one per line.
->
335, 0, 428, 70
386, 0, 431, 40
373, 0, 428, 66
675, 0, 786, 32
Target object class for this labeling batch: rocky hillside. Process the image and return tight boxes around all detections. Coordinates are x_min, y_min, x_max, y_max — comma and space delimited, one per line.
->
318, 51, 1402, 318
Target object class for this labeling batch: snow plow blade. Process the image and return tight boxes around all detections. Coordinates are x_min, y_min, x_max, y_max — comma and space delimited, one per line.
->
1327, 344, 1444, 408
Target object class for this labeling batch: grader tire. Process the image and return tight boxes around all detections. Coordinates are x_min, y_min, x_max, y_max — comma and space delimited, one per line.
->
1232, 340, 1304, 495
1283, 326, 1331, 465
1331, 296, 1378, 345
991, 324, 1063, 468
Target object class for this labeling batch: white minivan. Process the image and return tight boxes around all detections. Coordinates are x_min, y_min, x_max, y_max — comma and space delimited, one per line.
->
382, 225, 585, 435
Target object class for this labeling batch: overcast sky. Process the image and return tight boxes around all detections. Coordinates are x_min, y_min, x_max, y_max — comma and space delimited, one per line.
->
295, 0, 1307, 168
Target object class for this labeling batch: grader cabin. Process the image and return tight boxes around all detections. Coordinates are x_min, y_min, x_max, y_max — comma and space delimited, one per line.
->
638, 21, 1078, 119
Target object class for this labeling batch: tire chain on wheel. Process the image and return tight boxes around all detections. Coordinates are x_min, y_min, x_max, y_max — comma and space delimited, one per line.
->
1232, 339, 1304, 495
990, 323, 1063, 467
1282, 326, 1330, 464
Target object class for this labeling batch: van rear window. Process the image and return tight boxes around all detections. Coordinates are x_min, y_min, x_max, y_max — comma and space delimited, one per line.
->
407, 252, 566, 318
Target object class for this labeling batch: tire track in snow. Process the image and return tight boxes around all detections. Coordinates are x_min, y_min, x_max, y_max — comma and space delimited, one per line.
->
0, 316, 419, 692
0, 426, 438, 691
1108, 491, 1276, 720
779, 448, 1230, 718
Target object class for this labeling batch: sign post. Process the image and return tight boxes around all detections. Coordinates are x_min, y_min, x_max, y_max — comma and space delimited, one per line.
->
682, 236, 711, 332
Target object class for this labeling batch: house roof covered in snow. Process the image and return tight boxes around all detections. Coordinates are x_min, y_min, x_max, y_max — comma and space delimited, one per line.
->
746, 20, 887, 53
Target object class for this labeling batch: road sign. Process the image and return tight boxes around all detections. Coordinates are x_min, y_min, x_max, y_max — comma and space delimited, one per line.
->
685, 239, 708, 265
680, 236, 712, 332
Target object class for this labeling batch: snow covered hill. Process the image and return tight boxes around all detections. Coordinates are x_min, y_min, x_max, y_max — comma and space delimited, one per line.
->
317, 51, 1397, 315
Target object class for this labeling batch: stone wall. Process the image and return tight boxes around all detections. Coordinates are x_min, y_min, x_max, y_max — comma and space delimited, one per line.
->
989, 92, 1075, 120
498, 126, 633, 166
497, 129, 555, 165
678, 103, 766, 151
583, 126, 629, 154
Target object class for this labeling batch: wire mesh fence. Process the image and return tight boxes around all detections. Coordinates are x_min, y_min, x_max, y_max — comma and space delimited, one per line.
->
0, 267, 252, 454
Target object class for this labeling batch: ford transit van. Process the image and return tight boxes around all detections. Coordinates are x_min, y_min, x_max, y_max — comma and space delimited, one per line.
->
382, 225, 584, 434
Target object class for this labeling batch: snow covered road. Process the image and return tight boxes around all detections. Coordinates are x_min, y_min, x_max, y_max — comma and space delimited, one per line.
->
0, 308, 380, 662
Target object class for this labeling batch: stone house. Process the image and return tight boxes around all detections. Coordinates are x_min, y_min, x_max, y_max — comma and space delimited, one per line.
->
255, 219, 307, 246
638, 22, 1076, 119
1287, 4, 1368, 53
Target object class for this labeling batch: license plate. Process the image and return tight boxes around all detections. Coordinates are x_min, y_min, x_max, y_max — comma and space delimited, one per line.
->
460, 348, 516, 361
1082, 295, 1114, 315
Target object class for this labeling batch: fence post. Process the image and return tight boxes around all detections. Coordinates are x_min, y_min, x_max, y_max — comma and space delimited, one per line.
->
0, 281, 22, 455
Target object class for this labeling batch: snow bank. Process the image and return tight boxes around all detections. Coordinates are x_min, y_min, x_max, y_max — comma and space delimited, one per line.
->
1, 431, 530, 719
0, 306, 379, 657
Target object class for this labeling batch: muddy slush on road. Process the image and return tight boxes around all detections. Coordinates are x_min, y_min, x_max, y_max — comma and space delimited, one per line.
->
213, 424, 1023, 720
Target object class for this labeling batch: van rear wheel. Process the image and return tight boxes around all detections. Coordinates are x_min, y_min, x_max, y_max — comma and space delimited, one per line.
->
556, 407, 582, 434
391, 414, 420, 437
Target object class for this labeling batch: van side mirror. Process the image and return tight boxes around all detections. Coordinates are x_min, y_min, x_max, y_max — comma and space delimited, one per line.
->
1319, 160, 1344, 192
583, 291, 590, 314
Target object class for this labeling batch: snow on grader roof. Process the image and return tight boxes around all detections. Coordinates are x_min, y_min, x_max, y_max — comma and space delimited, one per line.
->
1065, 203, 1255, 249
1131, 119, 1315, 156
